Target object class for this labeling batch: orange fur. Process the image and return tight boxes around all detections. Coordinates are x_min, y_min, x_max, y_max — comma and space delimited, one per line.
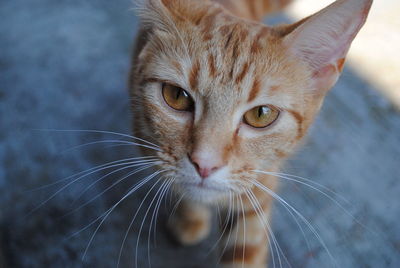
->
130, 0, 373, 267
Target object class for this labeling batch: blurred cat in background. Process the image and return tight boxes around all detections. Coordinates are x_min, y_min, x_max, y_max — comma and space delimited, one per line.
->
129, 0, 372, 267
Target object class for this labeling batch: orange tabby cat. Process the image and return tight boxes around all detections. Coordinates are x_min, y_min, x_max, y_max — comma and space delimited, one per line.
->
129, 0, 372, 267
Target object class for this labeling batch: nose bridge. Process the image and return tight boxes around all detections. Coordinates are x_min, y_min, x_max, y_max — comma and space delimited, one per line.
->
190, 111, 233, 164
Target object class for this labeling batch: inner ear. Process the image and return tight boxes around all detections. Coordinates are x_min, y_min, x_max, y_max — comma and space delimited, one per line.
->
312, 64, 340, 93
281, 0, 372, 92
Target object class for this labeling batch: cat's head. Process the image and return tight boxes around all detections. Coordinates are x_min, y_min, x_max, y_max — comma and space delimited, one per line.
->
130, 0, 372, 203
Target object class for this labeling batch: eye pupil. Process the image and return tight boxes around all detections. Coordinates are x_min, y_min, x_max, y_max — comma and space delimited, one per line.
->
258, 107, 264, 117
244, 105, 279, 128
258, 106, 271, 118
175, 89, 181, 100
162, 83, 194, 111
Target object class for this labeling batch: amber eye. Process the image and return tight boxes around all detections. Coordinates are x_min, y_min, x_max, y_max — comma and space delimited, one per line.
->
243, 105, 280, 128
162, 83, 194, 111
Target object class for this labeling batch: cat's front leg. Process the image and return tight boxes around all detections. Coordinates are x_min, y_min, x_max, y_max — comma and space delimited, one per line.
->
167, 199, 212, 246
219, 191, 273, 268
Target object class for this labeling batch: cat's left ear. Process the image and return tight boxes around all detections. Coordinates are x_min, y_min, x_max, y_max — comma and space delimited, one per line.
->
283, 0, 373, 92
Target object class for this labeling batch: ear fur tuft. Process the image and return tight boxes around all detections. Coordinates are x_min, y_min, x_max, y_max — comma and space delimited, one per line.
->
284, 0, 373, 73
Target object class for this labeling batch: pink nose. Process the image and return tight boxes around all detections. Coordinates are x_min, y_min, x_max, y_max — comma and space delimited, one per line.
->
188, 153, 223, 179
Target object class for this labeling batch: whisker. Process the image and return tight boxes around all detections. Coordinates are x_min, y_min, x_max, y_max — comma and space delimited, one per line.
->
245, 189, 282, 268
248, 190, 291, 267
73, 159, 160, 202
26, 156, 158, 192
249, 177, 312, 255
147, 178, 174, 267
255, 170, 350, 205
145, 178, 169, 268
26, 159, 159, 217
152, 177, 175, 245
61, 139, 160, 153
232, 194, 240, 266
169, 192, 185, 220
207, 193, 232, 256
102, 143, 150, 150
34, 128, 161, 148
166, 180, 177, 211
249, 179, 337, 268
218, 192, 235, 265
252, 170, 373, 236
62, 162, 160, 218
64, 170, 162, 242
238, 193, 246, 268
135, 178, 171, 268
244, 190, 274, 267
80, 169, 166, 260
216, 202, 222, 224
117, 177, 164, 268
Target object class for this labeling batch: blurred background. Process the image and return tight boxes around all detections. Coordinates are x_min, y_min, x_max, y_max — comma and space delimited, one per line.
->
0, 0, 399, 267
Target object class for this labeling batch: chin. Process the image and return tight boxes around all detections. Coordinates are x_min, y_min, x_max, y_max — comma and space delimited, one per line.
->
172, 181, 230, 205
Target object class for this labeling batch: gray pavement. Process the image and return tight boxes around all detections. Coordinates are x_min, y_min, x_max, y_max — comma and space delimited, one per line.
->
1, 0, 399, 267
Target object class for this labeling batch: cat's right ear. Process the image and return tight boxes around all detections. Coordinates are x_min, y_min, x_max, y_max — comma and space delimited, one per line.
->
137, 0, 209, 31
282, 0, 372, 93
135, 0, 172, 31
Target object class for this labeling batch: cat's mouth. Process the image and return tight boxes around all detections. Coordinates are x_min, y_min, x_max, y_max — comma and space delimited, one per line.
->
176, 181, 229, 203
178, 181, 226, 193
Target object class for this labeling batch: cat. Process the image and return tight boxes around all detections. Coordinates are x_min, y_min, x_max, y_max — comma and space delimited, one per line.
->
129, 0, 372, 267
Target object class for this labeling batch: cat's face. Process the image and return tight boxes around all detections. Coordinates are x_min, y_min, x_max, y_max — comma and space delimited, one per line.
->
131, 0, 371, 203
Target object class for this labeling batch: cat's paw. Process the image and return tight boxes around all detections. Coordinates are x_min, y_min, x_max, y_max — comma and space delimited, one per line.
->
167, 203, 211, 246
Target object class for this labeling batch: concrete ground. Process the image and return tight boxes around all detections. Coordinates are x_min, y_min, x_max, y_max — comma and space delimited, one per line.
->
0, 0, 399, 267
